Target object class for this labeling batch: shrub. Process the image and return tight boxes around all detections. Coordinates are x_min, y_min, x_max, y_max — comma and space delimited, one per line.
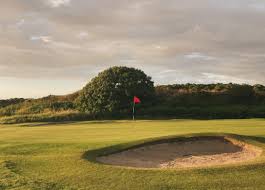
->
76, 66, 155, 117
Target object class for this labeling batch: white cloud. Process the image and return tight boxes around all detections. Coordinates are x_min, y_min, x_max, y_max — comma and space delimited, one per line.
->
184, 52, 216, 61
46, 0, 71, 8
30, 35, 83, 51
202, 72, 258, 84
15, 19, 25, 27
159, 69, 177, 74
50, 41, 81, 50
77, 31, 89, 39
30, 36, 52, 43
154, 45, 168, 50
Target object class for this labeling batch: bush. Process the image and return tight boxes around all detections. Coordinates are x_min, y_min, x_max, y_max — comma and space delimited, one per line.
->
76, 66, 155, 117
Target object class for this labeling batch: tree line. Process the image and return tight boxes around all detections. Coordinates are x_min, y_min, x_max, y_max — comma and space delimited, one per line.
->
1, 66, 265, 123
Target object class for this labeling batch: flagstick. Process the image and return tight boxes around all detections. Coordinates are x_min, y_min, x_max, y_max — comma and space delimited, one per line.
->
133, 102, 135, 121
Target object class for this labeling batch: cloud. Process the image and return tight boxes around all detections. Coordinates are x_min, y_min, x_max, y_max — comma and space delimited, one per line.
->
1, 0, 265, 98
249, 2, 265, 11
76, 31, 89, 39
202, 73, 259, 85
15, 19, 25, 27
46, 0, 71, 8
159, 70, 177, 74
30, 35, 84, 51
30, 36, 52, 43
184, 52, 216, 61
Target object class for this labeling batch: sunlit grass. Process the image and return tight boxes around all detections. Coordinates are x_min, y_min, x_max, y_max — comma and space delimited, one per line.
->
1, 119, 265, 189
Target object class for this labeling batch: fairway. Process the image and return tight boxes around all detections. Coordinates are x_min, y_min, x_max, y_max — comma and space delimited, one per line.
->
1, 119, 265, 190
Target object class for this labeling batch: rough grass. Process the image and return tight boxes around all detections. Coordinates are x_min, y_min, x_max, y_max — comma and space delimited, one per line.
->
1, 119, 265, 189
0, 111, 90, 124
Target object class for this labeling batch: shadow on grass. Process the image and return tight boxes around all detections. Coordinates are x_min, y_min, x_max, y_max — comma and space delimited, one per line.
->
82, 133, 265, 164
11, 118, 265, 127
20, 120, 120, 127
20, 121, 81, 127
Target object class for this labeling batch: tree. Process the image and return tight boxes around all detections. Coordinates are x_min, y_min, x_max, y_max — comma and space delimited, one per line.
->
227, 84, 255, 104
76, 66, 155, 117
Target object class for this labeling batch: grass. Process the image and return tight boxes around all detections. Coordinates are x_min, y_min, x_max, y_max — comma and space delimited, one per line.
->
1, 119, 265, 189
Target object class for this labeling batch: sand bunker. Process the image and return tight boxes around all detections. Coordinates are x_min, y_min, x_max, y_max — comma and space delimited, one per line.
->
97, 136, 262, 168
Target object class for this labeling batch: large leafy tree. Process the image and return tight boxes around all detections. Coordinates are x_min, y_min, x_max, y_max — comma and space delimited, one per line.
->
76, 66, 155, 117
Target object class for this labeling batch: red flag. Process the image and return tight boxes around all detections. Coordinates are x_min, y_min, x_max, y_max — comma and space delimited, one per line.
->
133, 96, 141, 104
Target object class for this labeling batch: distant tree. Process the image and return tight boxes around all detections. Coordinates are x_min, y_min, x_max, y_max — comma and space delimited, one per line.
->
227, 84, 255, 104
76, 66, 155, 117
0, 98, 25, 108
253, 84, 265, 95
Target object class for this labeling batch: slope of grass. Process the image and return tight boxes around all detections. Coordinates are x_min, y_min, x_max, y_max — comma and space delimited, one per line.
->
1, 119, 265, 189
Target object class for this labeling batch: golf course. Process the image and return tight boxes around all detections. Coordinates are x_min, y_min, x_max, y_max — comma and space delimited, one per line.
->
2, 1, 265, 189
1, 119, 265, 190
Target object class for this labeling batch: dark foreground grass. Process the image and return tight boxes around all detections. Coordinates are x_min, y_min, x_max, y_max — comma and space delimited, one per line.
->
1, 119, 265, 189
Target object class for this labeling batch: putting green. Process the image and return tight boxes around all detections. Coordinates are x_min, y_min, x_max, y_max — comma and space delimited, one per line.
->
1, 119, 265, 190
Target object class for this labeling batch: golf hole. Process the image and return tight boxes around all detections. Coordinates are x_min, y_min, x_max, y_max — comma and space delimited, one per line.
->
97, 136, 262, 168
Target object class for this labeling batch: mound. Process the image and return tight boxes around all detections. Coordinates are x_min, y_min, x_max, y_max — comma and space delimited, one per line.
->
97, 136, 262, 168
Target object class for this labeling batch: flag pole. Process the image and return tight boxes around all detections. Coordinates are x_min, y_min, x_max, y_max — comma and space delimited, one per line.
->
133, 102, 135, 121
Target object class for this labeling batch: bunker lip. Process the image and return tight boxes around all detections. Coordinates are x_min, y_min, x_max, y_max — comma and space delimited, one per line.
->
96, 136, 262, 169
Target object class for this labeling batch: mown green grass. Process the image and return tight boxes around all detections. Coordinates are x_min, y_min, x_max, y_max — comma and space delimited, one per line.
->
1, 119, 265, 190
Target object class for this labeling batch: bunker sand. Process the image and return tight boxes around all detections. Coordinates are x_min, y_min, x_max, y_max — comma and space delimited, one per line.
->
97, 136, 262, 168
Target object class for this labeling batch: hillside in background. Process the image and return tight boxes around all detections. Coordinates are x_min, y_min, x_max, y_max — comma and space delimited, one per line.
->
0, 91, 79, 115
1, 82, 265, 124
0, 98, 27, 108
149, 83, 265, 118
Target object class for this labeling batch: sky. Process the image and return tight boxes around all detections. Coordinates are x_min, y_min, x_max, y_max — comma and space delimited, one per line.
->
1, 0, 265, 99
